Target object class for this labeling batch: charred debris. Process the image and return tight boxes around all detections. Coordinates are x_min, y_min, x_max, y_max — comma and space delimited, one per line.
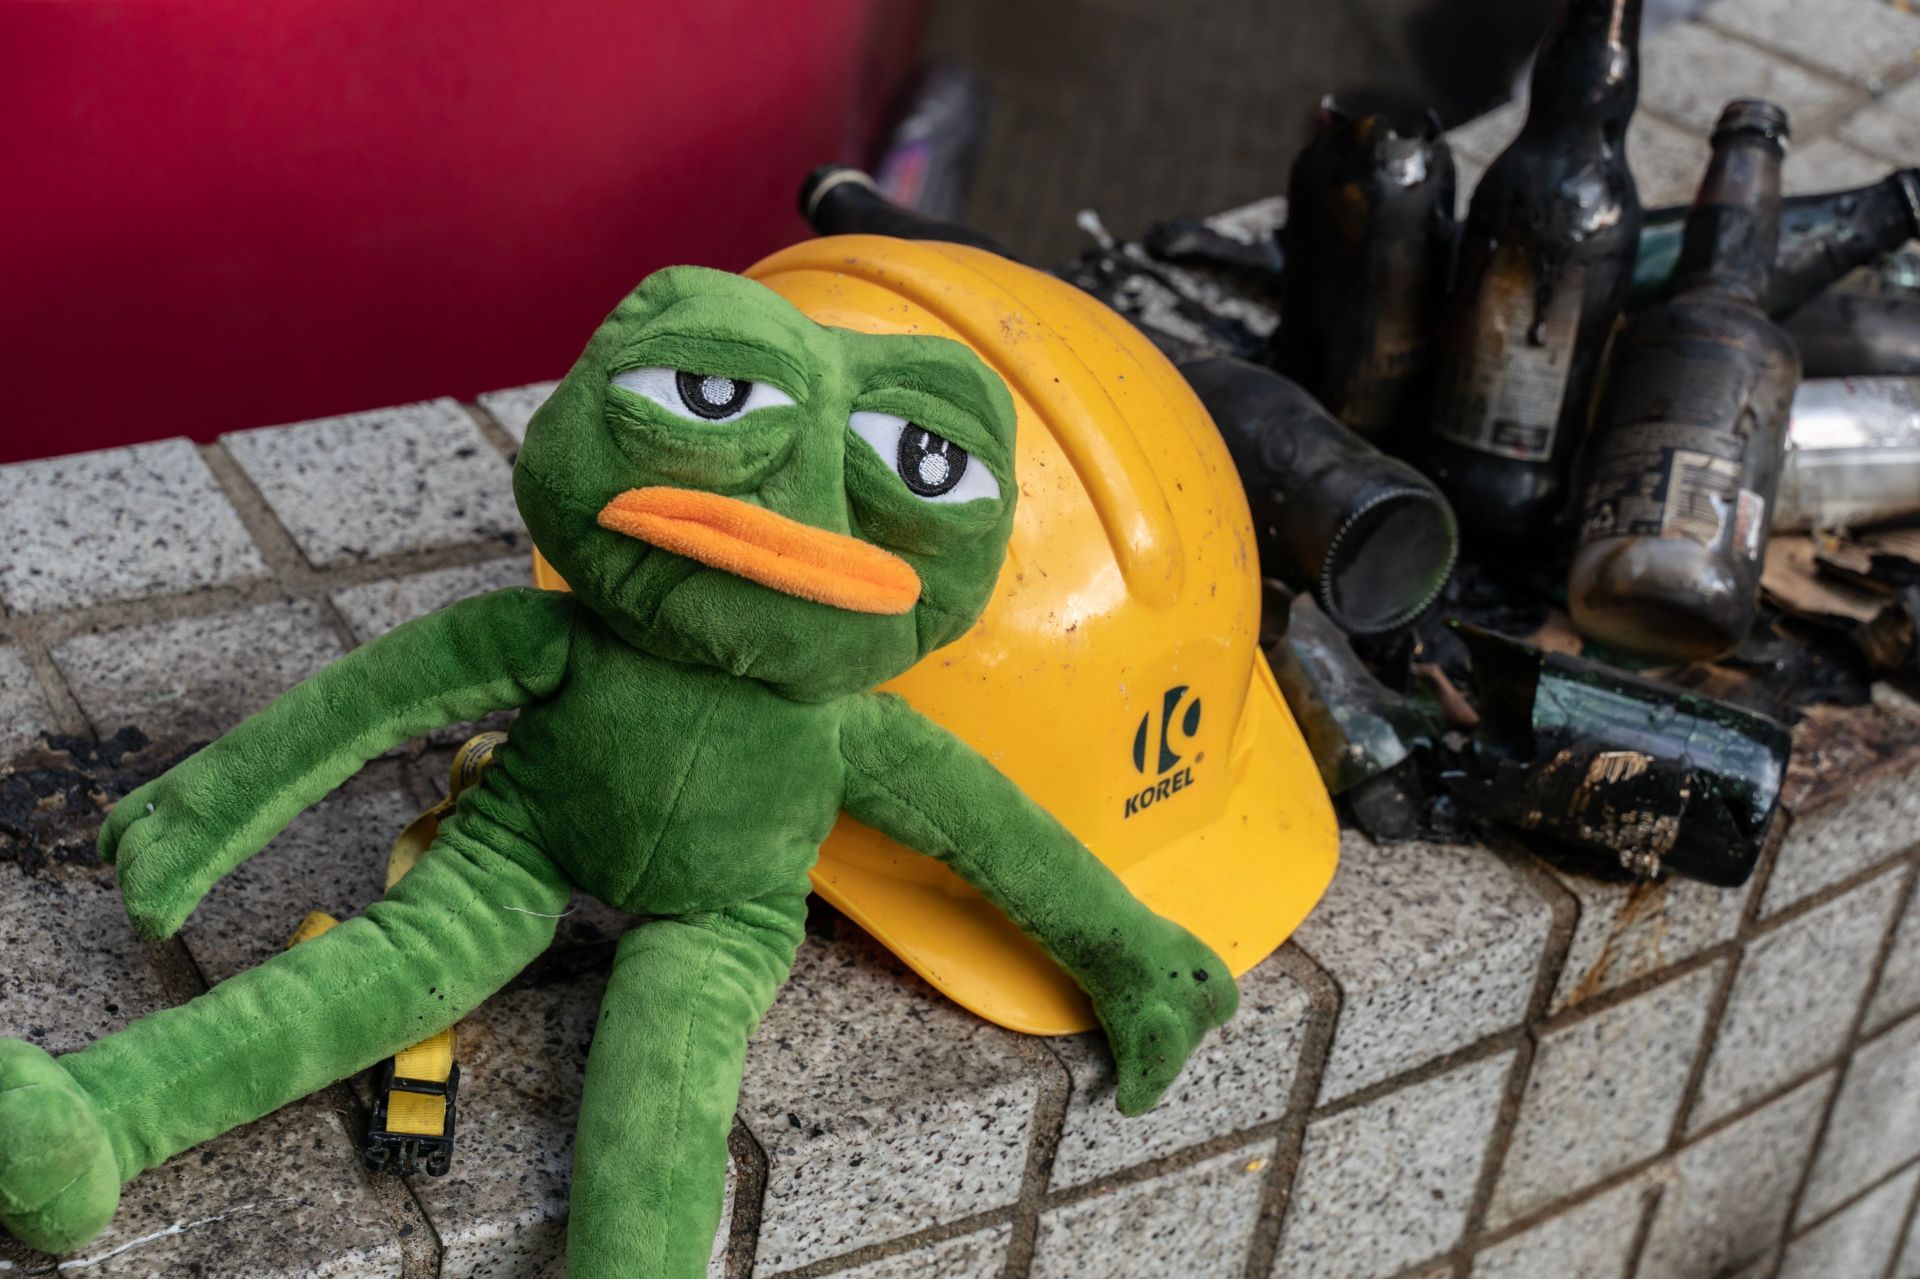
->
816, 6, 1918, 887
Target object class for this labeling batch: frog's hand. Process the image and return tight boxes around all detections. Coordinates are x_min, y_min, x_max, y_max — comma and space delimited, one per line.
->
838, 691, 1237, 1115
98, 587, 577, 940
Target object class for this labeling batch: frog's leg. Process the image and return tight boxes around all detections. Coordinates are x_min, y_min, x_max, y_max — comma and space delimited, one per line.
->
0, 816, 571, 1255
567, 888, 808, 1279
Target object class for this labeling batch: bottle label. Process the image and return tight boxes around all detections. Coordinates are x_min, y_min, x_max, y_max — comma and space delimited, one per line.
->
1578, 339, 1768, 558
1432, 247, 1583, 462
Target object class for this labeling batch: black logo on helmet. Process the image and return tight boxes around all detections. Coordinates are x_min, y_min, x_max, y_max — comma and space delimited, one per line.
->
1125, 686, 1202, 818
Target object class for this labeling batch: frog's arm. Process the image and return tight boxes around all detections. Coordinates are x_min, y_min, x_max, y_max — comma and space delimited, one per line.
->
98, 587, 577, 939
838, 691, 1236, 1114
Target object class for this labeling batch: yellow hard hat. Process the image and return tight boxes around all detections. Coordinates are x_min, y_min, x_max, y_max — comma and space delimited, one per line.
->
533, 235, 1337, 1034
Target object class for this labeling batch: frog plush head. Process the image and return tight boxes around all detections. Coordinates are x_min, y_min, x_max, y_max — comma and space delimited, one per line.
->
515, 267, 1018, 701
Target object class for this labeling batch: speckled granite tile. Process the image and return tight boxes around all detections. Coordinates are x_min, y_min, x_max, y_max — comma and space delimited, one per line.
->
1046, 949, 1312, 1189
740, 928, 1043, 1276
1547, 868, 1744, 1014
1705, 0, 1920, 86
1447, 100, 1525, 163
399, 973, 591, 1279
1491, 962, 1722, 1226
11, 1099, 400, 1277
831, 1225, 1012, 1279
1472, 1176, 1652, 1279
0, 438, 267, 615
1274, 1051, 1514, 1279
1869, 886, 1920, 1033
1758, 725, 1920, 917
476, 381, 560, 444
1764, 706, 1920, 916
1800, 1012, 1920, 1221
1839, 75, 1920, 164
1443, 93, 1708, 209
53, 599, 345, 746
1291, 832, 1552, 1101
1690, 870, 1903, 1132
1781, 1165, 1917, 1279
1639, 1072, 1831, 1279
1640, 20, 1853, 136
1625, 113, 1717, 209
329, 558, 531, 643
0, 644, 59, 757
181, 781, 416, 984
223, 399, 521, 568
0, 858, 176, 1054
1452, 151, 1493, 218
1900, 1203, 1920, 1279
1784, 136, 1902, 195
1032, 1142, 1270, 1279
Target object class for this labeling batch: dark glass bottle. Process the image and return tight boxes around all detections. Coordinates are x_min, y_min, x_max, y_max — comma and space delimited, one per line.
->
1445, 623, 1789, 886
1631, 168, 1920, 315
1569, 100, 1801, 661
1181, 357, 1459, 635
799, 166, 1015, 258
1274, 99, 1458, 444
1416, 0, 1645, 541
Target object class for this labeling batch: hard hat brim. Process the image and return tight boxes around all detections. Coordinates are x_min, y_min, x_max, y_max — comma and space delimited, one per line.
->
810, 651, 1338, 1035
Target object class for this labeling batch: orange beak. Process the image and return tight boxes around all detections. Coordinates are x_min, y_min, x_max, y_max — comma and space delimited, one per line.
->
597, 487, 922, 616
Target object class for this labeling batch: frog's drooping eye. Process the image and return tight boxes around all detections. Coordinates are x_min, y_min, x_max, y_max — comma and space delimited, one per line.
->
850, 411, 1000, 504
610, 367, 795, 422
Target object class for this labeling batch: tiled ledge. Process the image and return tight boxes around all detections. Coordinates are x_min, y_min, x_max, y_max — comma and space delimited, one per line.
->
6, 384, 1920, 1279
7, 4, 1920, 1272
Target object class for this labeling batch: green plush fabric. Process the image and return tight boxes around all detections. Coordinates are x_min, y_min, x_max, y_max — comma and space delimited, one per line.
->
0, 265, 1236, 1276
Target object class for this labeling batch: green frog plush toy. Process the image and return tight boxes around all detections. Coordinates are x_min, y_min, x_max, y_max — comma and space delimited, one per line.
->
0, 266, 1235, 1277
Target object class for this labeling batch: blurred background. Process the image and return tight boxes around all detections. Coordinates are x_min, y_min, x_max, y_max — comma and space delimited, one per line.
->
0, 0, 1649, 465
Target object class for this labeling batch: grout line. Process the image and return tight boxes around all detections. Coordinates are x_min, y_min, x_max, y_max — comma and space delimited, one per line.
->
1777, 861, 1920, 1240
1619, 1180, 1665, 1279
1881, 1155, 1920, 1279
996, 1032, 1071, 1278
1665, 943, 1744, 1148
1242, 945, 1339, 1279
1309, 1028, 1528, 1123
1787, 1151, 1920, 1244
1449, 1039, 1538, 1270
723, 1119, 770, 1279
459, 401, 523, 465
9, 628, 93, 740
1451, 847, 1575, 1257
770, 1207, 1017, 1279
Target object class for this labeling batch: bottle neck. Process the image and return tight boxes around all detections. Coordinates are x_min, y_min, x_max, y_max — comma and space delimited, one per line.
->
1525, 0, 1644, 134
1676, 124, 1787, 303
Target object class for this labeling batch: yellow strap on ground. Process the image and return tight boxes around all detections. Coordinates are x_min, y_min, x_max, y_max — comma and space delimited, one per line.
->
386, 1028, 456, 1135
286, 911, 341, 947
385, 731, 507, 888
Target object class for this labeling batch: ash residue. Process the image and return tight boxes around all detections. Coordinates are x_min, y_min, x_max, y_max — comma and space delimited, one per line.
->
0, 728, 199, 879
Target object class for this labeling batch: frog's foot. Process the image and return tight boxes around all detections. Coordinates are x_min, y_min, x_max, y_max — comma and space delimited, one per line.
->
0, 1039, 119, 1254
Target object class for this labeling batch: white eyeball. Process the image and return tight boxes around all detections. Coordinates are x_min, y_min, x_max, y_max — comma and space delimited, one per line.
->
610, 367, 794, 422
850, 411, 1001, 504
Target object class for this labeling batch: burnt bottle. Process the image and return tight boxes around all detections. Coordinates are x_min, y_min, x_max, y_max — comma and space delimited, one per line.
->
1274, 99, 1458, 444
1632, 168, 1920, 314
800, 166, 1016, 258
1416, 0, 1644, 541
1181, 357, 1458, 635
1444, 623, 1789, 886
1783, 292, 1920, 379
1569, 100, 1801, 660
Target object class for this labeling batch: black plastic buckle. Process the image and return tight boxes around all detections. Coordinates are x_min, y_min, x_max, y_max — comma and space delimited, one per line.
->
364, 1059, 459, 1177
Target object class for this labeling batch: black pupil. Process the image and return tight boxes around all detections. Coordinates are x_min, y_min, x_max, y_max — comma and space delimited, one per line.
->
897, 426, 969, 497
676, 371, 752, 419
